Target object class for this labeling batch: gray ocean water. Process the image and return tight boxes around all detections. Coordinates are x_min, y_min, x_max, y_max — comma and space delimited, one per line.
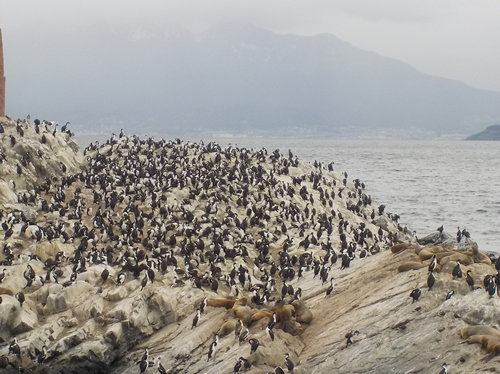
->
77, 134, 500, 254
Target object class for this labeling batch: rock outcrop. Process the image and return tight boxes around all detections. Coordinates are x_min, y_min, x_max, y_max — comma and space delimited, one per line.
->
465, 124, 500, 141
0, 119, 499, 373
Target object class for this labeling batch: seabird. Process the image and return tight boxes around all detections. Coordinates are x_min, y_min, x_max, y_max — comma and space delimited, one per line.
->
439, 363, 450, 374
326, 277, 334, 296
192, 309, 201, 329
248, 338, 259, 354
266, 325, 275, 342
345, 330, 359, 346
284, 353, 295, 371
428, 255, 437, 273
466, 270, 474, 289
427, 272, 435, 291
452, 260, 462, 279
410, 288, 421, 303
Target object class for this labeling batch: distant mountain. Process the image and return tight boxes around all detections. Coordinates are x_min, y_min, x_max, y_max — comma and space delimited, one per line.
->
5, 22, 500, 137
465, 124, 500, 140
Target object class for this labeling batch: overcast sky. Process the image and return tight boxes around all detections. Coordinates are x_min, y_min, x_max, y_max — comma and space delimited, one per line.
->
1, 0, 500, 92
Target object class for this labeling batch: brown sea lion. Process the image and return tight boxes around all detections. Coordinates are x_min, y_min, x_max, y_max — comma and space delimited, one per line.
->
251, 309, 273, 322
232, 305, 253, 326
217, 319, 238, 337
461, 325, 500, 339
439, 253, 473, 266
292, 300, 313, 324
391, 243, 410, 254
419, 247, 450, 261
273, 304, 295, 323
397, 262, 426, 273
207, 298, 236, 309
0, 287, 14, 296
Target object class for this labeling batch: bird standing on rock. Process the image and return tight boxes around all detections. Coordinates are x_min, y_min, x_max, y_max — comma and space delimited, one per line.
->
466, 270, 474, 289
410, 288, 421, 303
266, 325, 275, 341
9, 338, 21, 358
249, 338, 259, 354
428, 255, 437, 273
156, 357, 167, 374
427, 272, 435, 291
274, 366, 285, 374
345, 330, 359, 346
326, 277, 334, 296
452, 260, 462, 279
192, 309, 201, 329
439, 363, 450, 374
284, 353, 295, 371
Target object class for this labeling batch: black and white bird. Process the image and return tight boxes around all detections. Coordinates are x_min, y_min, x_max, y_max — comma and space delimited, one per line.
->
116, 272, 126, 285
138, 359, 148, 374
345, 330, 359, 346
16, 292, 25, 307
37, 346, 47, 364
410, 288, 422, 303
266, 325, 275, 341
487, 281, 497, 299
267, 312, 276, 330
239, 328, 249, 344
192, 309, 201, 329
284, 353, 295, 371
249, 338, 259, 354
235, 319, 244, 337
9, 338, 21, 358
199, 297, 207, 313
427, 272, 435, 291
141, 348, 149, 363
326, 277, 334, 296
207, 335, 219, 361
452, 260, 462, 279
156, 357, 167, 374
439, 363, 450, 374
428, 255, 437, 273
445, 290, 454, 301
466, 270, 475, 289
0, 268, 7, 283
274, 366, 286, 374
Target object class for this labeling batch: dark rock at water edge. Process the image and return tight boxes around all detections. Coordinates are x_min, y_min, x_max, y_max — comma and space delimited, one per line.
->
465, 124, 500, 140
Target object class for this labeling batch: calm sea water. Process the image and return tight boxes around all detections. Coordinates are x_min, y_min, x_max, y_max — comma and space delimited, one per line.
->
76, 134, 500, 254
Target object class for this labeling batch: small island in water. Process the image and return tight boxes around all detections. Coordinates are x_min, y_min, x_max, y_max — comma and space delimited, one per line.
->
465, 124, 500, 140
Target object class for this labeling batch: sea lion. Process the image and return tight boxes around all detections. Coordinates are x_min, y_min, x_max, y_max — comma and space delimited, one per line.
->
217, 319, 238, 337
397, 262, 426, 273
439, 253, 473, 266
391, 243, 410, 254
292, 300, 313, 324
207, 298, 236, 309
419, 247, 449, 261
0, 287, 14, 296
232, 305, 253, 326
461, 325, 500, 339
273, 304, 295, 323
251, 309, 273, 322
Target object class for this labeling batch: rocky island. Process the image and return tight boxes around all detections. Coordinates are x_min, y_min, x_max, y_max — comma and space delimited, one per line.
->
465, 124, 500, 140
0, 117, 499, 374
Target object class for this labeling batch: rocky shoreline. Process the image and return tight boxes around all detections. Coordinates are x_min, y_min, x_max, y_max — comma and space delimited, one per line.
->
0, 117, 499, 373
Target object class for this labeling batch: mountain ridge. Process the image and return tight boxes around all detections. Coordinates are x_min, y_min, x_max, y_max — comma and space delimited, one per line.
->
4, 22, 500, 137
